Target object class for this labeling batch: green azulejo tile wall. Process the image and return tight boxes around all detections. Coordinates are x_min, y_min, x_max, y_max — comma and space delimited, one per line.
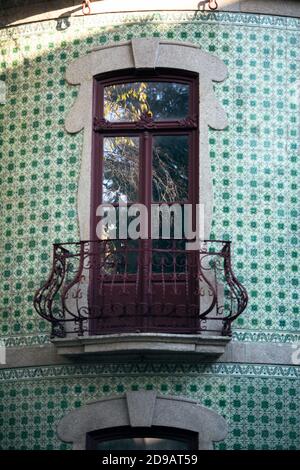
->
0, 10, 299, 451
0, 11, 299, 346
0, 362, 299, 450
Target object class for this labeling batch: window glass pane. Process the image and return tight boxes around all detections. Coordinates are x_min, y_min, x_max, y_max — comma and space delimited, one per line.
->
102, 136, 139, 203
152, 135, 189, 202
95, 437, 190, 450
104, 82, 189, 122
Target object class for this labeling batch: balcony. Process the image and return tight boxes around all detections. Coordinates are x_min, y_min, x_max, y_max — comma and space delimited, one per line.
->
34, 240, 248, 357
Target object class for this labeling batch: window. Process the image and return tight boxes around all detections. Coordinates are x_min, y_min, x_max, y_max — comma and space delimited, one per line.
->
91, 70, 198, 218
36, 40, 247, 341
90, 70, 199, 334
86, 426, 198, 450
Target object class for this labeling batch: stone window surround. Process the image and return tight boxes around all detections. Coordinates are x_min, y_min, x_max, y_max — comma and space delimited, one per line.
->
65, 38, 228, 241
56, 39, 230, 355
57, 391, 228, 450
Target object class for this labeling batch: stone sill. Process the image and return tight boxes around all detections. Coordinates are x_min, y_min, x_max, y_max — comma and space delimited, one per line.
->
52, 333, 231, 358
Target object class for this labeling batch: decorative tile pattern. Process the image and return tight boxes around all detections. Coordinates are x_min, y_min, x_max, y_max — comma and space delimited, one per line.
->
0, 362, 299, 450
0, 11, 299, 452
0, 10, 299, 345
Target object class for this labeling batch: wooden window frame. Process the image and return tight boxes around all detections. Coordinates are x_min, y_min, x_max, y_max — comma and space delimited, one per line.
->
91, 68, 199, 239
89, 69, 200, 334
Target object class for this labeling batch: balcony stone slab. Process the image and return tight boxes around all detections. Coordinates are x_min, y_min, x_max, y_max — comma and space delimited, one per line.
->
52, 333, 231, 358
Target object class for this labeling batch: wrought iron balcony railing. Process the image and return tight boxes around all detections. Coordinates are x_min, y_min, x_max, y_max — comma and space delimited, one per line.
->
34, 240, 248, 338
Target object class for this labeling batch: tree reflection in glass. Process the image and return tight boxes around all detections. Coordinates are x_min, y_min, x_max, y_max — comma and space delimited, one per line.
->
104, 82, 189, 122
153, 135, 189, 202
102, 136, 139, 203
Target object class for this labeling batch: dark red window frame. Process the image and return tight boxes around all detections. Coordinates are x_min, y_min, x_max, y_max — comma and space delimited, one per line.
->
91, 68, 199, 239
89, 69, 199, 335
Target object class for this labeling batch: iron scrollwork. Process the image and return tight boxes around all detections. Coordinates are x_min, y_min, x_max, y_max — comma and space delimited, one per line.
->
34, 240, 248, 337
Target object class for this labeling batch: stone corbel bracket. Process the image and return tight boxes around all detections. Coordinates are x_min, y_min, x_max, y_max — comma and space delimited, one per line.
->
57, 391, 228, 450
65, 39, 228, 240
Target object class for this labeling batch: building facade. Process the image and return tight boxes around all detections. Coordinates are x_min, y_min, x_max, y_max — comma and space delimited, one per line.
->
0, 0, 299, 450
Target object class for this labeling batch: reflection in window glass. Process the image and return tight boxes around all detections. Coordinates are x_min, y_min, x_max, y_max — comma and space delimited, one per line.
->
102, 136, 139, 203
97, 239, 139, 275
104, 82, 189, 122
152, 135, 189, 202
95, 437, 190, 450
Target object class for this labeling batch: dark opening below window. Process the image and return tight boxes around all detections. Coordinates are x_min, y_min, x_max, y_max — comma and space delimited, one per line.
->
86, 426, 198, 450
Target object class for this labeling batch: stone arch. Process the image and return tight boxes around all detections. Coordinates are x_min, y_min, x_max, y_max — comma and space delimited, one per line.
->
57, 391, 228, 450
